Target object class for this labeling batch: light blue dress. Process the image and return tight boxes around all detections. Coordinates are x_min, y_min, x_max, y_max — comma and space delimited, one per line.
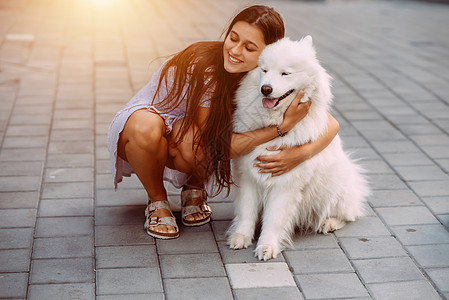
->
107, 62, 214, 194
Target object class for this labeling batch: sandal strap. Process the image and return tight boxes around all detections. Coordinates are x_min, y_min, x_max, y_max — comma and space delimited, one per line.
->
181, 189, 207, 206
144, 215, 178, 229
182, 202, 212, 216
146, 200, 171, 216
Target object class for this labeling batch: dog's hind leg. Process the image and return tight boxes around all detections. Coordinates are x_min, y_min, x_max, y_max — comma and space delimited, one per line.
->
255, 188, 299, 261
227, 179, 260, 249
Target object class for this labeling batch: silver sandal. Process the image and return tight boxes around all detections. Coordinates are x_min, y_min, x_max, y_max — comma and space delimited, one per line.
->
181, 189, 212, 227
144, 200, 179, 239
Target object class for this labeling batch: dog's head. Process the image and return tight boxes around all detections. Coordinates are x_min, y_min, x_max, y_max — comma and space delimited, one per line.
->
257, 36, 319, 110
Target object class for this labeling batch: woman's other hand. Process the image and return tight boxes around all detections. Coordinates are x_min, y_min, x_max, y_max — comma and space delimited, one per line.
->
254, 145, 310, 177
278, 90, 311, 134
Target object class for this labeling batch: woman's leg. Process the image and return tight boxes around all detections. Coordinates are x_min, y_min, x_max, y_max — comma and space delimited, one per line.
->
167, 119, 209, 222
117, 109, 176, 235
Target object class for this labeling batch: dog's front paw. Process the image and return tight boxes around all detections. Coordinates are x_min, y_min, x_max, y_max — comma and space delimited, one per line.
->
255, 244, 279, 261
318, 217, 346, 234
228, 233, 252, 249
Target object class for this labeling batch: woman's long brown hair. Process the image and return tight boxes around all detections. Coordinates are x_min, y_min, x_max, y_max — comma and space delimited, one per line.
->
152, 5, 285, 196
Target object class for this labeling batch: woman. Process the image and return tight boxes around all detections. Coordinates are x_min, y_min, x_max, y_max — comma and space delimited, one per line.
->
107, 5, 340, 239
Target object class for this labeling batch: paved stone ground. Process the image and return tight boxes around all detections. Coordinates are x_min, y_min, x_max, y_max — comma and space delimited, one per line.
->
0, 0, 448, 299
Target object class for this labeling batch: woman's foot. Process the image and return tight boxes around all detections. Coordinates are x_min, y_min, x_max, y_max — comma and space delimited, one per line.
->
144, 200, 179, 239
181, 187, 212, 226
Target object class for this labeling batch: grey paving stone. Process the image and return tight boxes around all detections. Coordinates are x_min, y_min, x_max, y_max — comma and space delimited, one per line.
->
52, 119, 93, 130
218, 241, 284, 264
46, 153, 94, 168
30, 258, 94, 284
426, 268, 449, 293
0, 209, 36, 228
438, 212, 449, 225
370, 140, 420, 154
160, 253, 225, 278
0, 249, 31, 272
391, 224, 449, 245
226, 262, 296, 289
284, 248, 353, 274
95, 224, 154, 246
0, 272, 28, 299
48, 141, 94, 154
339, 236, 407, 259
295, 273, 369, 299
394, 165, 448, 181
96, 173, 141, 189
97, 294, 164, 300
361, 159, 394, 175
369, 189, 422, 207
38, 198, 93, 217
436, 158, 449, 173
334, 216, 391, 237
36, 216, 93, 237
209, 202, 234, 220
0, 161, 43, 176
95, 205, 144, 226
28, 283, 95, 300
2, 136, 48, 149
0, 175, 41, 192
290, 232, 340, 250
234, 287, 303, 300
44, 167, 93, 183
353, 257, 425, 284
0, 191, 39, 209
382, 152, 434, 167
375, 206, 440, 226
157, 230, 218, 254
96, 245, 157, 269
211, 220, 231, 242
164, 277, 232, 300
409, 180, 449, 197
407, 244, 449, 268
9, 114, 51, 125
96, 188, 147, 206
421, 145, 449, 159
368, 280, 441, 300
96, 268, 162, 295
0, 227, 34, 249
369, 174, 409, 190
0, 148, 46, 161
41, 182, 93, 199
33, 236, 94, 258
96, 159, 112, 174
50, 129, 93, 142
423, 197, 449, 214
5, 125, 49, 137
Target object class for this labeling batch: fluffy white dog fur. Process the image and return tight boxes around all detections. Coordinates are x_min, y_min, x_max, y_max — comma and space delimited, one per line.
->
228, 36, 370, 261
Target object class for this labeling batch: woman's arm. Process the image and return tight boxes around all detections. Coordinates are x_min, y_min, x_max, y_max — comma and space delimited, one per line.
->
254, 113, 340, 176
230, 91, 310, 159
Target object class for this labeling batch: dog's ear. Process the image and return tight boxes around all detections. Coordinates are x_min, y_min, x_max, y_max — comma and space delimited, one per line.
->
302, 35, 313, 46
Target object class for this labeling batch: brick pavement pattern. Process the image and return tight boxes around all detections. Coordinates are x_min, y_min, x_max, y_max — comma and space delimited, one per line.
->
1, 0, 449, 299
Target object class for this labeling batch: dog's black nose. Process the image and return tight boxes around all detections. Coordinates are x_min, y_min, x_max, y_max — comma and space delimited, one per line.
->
261, 85, 273, 96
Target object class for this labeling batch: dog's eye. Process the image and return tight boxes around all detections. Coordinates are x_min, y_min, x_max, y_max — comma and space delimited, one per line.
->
261, 69, 267, 73
281, 72, 291, 76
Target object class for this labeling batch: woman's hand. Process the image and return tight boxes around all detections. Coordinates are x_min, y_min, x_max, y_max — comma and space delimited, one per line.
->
255, 113, 340, 176
254, 145, 311, 177
278, 90, 311, 134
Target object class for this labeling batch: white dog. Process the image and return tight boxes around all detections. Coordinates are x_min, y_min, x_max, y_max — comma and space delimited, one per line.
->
228, 36, 370, 261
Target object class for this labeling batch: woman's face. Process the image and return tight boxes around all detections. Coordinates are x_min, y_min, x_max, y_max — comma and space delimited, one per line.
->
223, 21, 266, 74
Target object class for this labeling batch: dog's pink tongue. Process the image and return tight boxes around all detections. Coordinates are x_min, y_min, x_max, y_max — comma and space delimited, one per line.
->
262, 98, 277, 109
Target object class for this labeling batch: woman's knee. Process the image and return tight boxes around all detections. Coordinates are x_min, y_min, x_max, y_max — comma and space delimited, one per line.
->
125, 110, 166, 151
